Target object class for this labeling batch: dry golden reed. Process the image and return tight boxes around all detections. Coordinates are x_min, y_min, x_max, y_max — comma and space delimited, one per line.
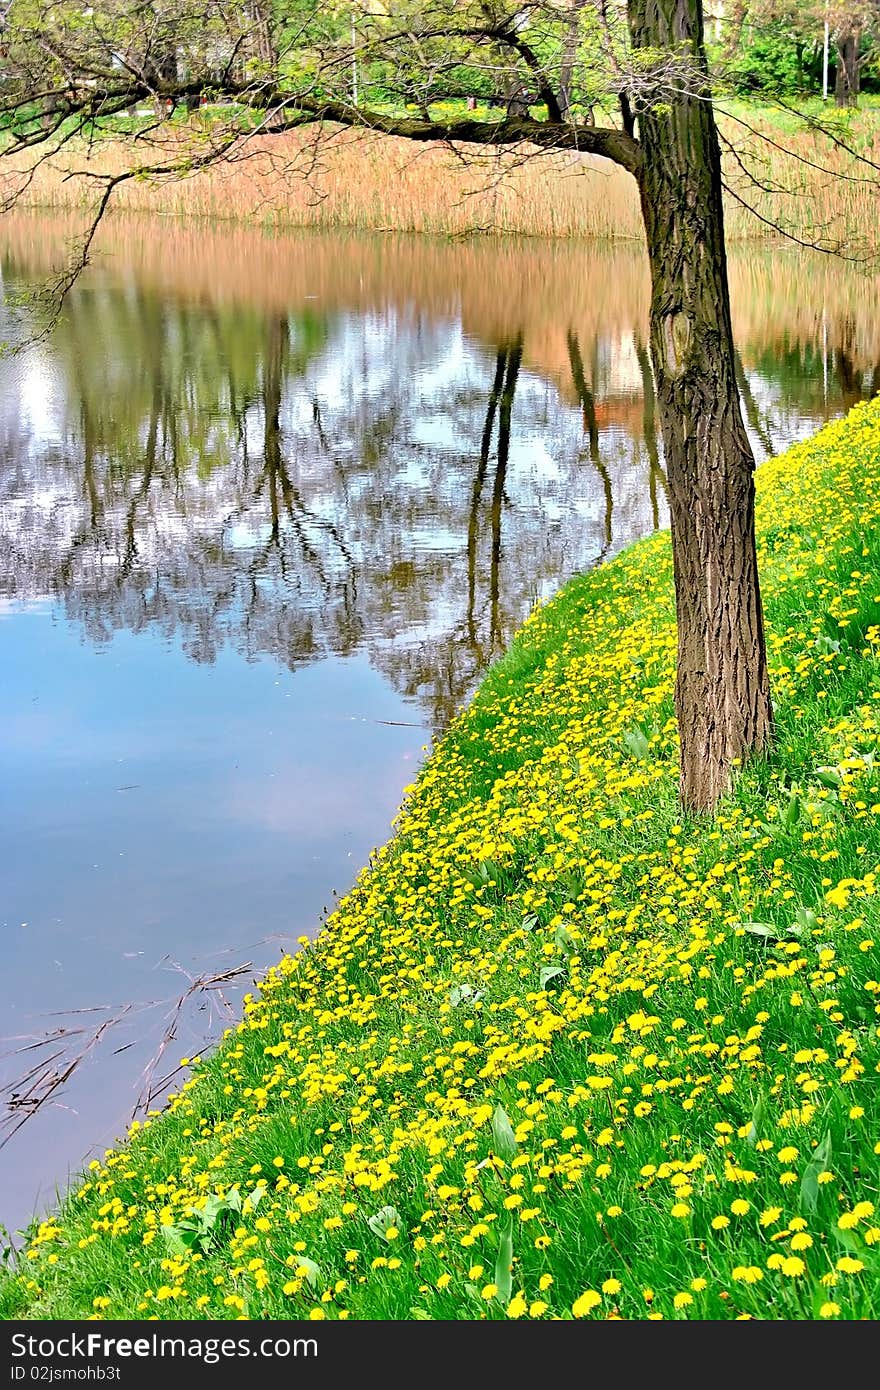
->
3, 113, 879, 246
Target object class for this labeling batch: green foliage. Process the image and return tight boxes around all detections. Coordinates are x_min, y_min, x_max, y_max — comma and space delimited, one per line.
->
161, 1182, 266, 1256
726, 23, 809, 97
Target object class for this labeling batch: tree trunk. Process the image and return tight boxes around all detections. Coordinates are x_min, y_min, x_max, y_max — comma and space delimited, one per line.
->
629, 0, 773, 813
558, 0, 585, 119
720, 0, 749, 62
249, 0, 277, 68
635, 338, 667, 532
143, 37, 178, 117
835, 26, 860, 107
467, 348, 507, 647
489, 338, 522, 648
263, 318, 285, 545
568, 329, 613, 561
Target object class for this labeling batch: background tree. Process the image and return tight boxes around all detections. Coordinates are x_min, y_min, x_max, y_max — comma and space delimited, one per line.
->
715, 0, 880, 101
3, 0, 869, 809
830, 3, 880, 105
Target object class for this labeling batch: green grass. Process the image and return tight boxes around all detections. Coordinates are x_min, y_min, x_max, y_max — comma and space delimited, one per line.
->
4, 400, 880, 1321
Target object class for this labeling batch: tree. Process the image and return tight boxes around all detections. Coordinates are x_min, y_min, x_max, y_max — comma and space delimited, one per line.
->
721, 1, 880, 103
1, 0, 781, 811
830, 5, 880, 105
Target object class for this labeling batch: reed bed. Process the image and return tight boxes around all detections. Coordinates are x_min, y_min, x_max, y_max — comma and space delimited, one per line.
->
2, 109, 880, 246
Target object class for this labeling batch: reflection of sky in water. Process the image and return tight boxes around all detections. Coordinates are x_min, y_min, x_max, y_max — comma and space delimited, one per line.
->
0, 229, 877, 1233
0, 608, 422, 1229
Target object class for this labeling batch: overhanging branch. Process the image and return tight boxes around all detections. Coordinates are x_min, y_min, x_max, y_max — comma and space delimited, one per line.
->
288, 98, 643, 176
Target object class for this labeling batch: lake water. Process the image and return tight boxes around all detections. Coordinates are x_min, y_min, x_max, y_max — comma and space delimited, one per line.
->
1, 213, 878, 1234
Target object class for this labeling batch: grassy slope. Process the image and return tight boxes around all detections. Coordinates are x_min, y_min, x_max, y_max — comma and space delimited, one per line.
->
4, 400, 880, 1322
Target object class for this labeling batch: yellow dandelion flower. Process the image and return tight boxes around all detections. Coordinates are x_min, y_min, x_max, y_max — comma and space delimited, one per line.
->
572, 1290, 602, 1317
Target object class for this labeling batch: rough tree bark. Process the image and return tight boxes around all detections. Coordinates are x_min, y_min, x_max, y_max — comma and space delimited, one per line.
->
835, 24, 861, 107
720, 0, 749, 62
629, 0, 774, 812
558, 0, 586, 118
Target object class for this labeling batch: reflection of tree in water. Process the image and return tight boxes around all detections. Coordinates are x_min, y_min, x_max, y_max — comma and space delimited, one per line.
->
34, 255, 880, 727
739, 326, 879, 435
567, 329, 613, 561
1, 229, 876, 732
9, 246, 878, 727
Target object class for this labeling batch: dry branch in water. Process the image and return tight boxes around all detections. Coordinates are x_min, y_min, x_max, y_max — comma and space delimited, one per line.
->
0, 958, 259, 1151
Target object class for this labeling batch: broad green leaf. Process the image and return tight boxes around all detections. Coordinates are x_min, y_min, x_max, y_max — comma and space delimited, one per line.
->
623, 727, 650, 760
554, 923, 576, 954
294, 1256, 320, 1286
831, 1225, 863, 1255
815, 767, 842, 789
794, 907, 818, 934
539, 965, 565, 989
410, 1308, 432, 1319
161, 1223, 198, 1255
200, 1195, 225, 1225
743, 922, 777, 939
746, 1092, 766, 1148
784, 793, 801, 829
491, 1104, 518, 1159
494, 1219, 514, 1307
367, 1205, 402, 1241
800, 1129, 832, 1215
243, 1182, 267, 1212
